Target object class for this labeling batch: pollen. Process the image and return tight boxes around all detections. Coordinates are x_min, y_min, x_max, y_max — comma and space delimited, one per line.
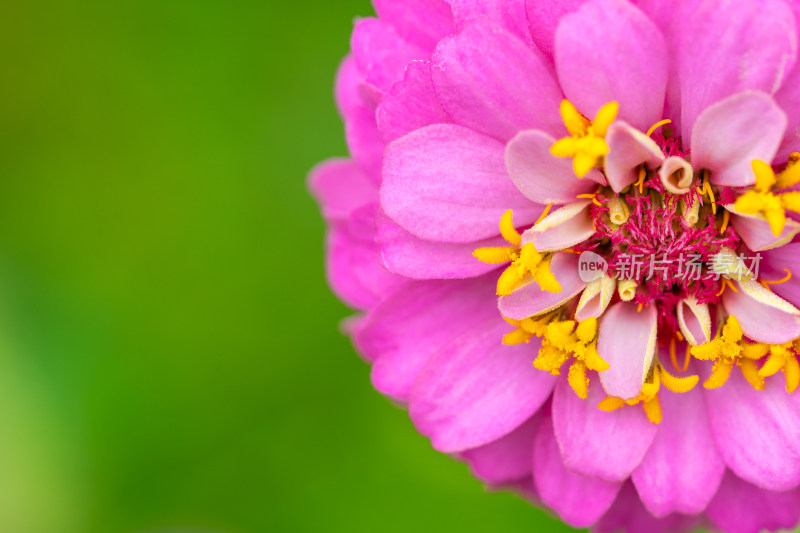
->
758, 341, 800, 393
690, 316, 766, 390
551, 100, 619, 178
533, 317, 609, 399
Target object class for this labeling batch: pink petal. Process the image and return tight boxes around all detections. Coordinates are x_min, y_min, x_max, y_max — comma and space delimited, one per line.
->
409, 317, 556, 452
604, 121, 665, 193
526, 0, 585, 60
431, 23, 563, 141
522, 201, 595, 252
498, 252, 586, 320
534, 411, 622, 528
761, 243, 800, 308
706, 471, 800, 533
351, 18, 428, 94
595, 482, 702, 533
505, 130, 599, 204
360, 275, 498, 402
376, 61, 450, 143
334, 55, 363, 118
555, 0, 668, 132
552, 376, 658, 482
777, 69, 800, 162
449, 0, 531, 43
722, 279, 800, 345
326, 213, 408, 311
636, 0, 700, 136
335, 57, 384, 181
381, 124, 542, 243
775, 2, 800, 162
676, 0, 797, 142
372, 0, 454, 51
461, 413, 539, 485
729, 208, 800, 252
308, 159, 378, 221
705, 369, 800, 491
691, 91, 787, 188
676, 297, 712, 346
598, 302, 658, 400
375, 212, 503, 279
631, 385, 725, 517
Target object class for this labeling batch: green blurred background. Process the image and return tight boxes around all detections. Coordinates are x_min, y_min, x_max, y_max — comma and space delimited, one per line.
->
0, 1, 576, 532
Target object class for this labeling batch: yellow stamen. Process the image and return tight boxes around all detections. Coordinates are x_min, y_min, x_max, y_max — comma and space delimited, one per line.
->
669, 336, 679, 372
598, 396, 625, 412
499, 209, 521, 246
635, 166, 646, 194
715, 278, 739, 298
646, 119, 672, 138
534, 204, 553, 226
683, 342, 692, 372
719, 209, 730, 235
760, 269, 793, 291
598, 363, 697, 424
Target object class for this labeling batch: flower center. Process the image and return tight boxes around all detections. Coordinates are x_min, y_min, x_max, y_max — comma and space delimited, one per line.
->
474, 99, 800, 424
576, 168, 740, 311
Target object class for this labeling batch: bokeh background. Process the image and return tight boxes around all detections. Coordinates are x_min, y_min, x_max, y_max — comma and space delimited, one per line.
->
0, 1, 580, 532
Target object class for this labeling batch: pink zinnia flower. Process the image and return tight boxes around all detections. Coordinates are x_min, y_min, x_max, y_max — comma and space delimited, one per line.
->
309, 1, 800, 531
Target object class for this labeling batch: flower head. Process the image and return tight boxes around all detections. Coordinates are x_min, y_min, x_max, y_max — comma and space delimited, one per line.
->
310, 0, 800, 531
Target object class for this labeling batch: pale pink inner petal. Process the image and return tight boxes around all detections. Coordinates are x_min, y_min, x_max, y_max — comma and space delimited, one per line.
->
604, 121, 665, 192
722, 280, 800, 344
522, 201, 595, 252
598, 303, 658, 400
505, 129, 599, 204
729, 209, 800, 252
691, 91, 787, 188
658, 156, 694, 195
